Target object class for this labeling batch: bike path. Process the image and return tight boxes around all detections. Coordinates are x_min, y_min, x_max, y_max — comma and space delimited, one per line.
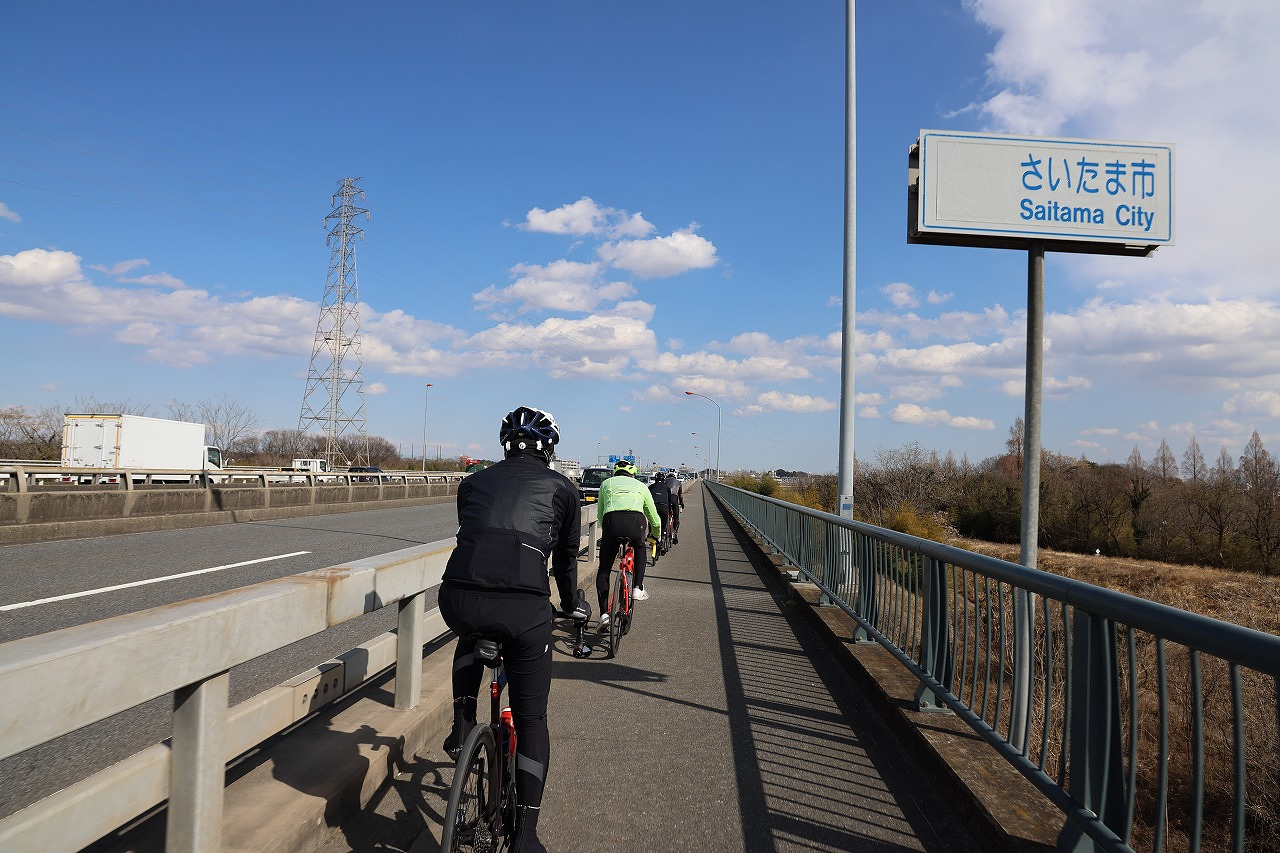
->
536, 485, 979, 852
335, 483, 982, 852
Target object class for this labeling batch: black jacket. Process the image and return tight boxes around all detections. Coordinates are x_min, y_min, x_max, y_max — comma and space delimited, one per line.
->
648, 481, 671, 515
442, 452, 580, 606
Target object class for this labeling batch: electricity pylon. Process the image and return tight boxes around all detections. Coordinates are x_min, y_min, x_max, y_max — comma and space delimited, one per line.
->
297, 177, 371, 469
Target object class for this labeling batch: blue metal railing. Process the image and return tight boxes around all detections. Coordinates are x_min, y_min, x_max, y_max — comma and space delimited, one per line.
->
707, 482, 1280, 853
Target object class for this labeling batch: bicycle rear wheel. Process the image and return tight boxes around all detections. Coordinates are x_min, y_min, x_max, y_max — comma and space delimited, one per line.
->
441, 724, 500, 852
607, 559, 626, 658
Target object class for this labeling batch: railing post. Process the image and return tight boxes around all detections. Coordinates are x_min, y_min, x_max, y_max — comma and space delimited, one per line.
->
914, 556, 954, 711
1059, 610, 1127, 851
1010, 589, 1035, 753
853, 533, 878, 643
395, 591, 426, 709
167, 670, 229, 853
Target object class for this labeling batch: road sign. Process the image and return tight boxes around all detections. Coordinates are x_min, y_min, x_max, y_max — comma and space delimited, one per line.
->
910, 129, 1174, 255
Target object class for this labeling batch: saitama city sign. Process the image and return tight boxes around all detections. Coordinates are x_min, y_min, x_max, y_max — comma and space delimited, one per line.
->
909, 129, 1175, 256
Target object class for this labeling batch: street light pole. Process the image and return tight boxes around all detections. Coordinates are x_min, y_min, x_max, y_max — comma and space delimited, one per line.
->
692, 432, 710, 480
422, 383, 432, 473
685, 392, 721, 482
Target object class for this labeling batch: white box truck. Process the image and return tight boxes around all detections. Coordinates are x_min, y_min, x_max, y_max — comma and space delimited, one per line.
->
61, 414, 224, 472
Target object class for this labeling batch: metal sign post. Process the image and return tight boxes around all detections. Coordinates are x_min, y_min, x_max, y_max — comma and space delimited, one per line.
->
907, 130, 1175, 756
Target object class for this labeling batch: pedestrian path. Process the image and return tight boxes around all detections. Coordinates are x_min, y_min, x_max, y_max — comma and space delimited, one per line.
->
395, 485, 981, 852
330, 481, 977, 845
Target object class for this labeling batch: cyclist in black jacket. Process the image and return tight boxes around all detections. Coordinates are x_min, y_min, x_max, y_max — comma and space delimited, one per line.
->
439, 405, 587, 853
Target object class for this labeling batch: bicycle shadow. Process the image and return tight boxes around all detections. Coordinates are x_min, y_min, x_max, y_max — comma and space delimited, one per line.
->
338, 746, 454, 853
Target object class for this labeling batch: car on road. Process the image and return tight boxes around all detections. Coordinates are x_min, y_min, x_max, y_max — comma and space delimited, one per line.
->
579, 466, 612, 503
348, 465, 383, 483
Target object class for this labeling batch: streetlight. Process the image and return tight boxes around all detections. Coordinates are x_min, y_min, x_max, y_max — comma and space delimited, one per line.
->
692, 432, 710, 480
684, 391, 721, 482
422, 383, 433, 472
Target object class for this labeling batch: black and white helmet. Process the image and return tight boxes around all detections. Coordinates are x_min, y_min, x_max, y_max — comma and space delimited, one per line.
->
499, 406, 560, 456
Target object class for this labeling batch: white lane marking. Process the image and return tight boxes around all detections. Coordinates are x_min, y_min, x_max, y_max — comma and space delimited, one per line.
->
0, 551, 312, 611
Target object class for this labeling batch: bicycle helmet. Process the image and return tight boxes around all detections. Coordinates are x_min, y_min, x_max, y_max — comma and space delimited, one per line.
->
613, 460, 637, 476
499, 406, 560, 457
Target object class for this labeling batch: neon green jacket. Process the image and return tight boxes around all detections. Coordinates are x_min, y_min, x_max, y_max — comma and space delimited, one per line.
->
598, 474, 662, 539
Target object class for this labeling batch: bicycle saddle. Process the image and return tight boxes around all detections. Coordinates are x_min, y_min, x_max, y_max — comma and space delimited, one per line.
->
471, 636, 502, 667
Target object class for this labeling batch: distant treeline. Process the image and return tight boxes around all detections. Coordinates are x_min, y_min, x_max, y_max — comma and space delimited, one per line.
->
729, 420, 1280, 576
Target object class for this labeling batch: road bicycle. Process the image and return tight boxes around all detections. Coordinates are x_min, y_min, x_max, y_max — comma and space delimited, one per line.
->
440, 636, 516, 852
603, 536, 638, 658
659, 510, 674, 557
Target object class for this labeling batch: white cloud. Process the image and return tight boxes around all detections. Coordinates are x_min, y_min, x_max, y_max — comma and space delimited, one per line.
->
883, 282, 919, 309
598, 227, 718, 279
890, 403, 996, 430
119, 272, 187, 289
969, 0, 1280, 296
645, 350, 810, 381
1224, 391, 1280, 419
474, 260, 633, 315
90, 258, 149, 276
519, 197, 654, 239
0, 202, 22, 223
736, 391, 836, 416
366, 382, 388, 395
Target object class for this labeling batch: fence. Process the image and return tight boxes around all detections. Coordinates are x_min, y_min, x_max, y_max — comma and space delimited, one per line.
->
0, 505, 598, 852
707, 482, 1280, 853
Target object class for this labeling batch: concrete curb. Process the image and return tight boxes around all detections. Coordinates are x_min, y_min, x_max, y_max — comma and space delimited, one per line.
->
712, 496, 1061, 853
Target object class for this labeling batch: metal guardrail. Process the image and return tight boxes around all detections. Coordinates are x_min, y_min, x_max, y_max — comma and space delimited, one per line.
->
0, 465, 467, 492
707, 482, 1280, 853
0, 505, 599, 852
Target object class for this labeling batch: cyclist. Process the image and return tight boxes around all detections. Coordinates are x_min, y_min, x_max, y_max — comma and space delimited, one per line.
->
596, 459, 661, 619
647, 474, 671, 563
439, 405, 589, 853
665, 471, 685, 544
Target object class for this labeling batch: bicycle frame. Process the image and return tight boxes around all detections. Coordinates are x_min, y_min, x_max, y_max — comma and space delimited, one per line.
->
441, 641, 517, 851
605, 540, 635, 658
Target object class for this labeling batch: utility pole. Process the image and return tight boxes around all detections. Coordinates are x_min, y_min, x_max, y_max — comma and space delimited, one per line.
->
298, 178, 371, 469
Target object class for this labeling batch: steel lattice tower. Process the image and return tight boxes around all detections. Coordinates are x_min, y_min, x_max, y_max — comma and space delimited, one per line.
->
297, 177, 371, 468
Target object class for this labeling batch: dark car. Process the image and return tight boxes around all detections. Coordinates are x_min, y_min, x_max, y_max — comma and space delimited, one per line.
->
579, 466, 612, 503
348, 465, 383, 483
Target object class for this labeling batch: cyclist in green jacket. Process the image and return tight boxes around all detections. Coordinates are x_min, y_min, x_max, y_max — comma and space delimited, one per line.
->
595, 459, 662, 626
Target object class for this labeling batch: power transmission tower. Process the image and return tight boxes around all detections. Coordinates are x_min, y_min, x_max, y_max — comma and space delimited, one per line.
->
297, 177, 371, 469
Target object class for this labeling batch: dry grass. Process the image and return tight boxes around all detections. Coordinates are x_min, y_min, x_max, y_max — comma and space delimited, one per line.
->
949, 539, 1280, 852
952, 539, 1280, 637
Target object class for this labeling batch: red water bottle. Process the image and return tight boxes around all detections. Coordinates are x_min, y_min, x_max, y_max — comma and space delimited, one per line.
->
500, 707, 516, 756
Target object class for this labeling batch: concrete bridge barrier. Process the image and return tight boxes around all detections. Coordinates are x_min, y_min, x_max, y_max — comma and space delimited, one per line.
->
0, 467, 465, 545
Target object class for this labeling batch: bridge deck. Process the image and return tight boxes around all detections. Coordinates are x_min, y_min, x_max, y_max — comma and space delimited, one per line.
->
330, 485, 982, 852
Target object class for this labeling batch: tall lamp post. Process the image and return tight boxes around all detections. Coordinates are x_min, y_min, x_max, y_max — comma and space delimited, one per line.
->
684, 391, 721, 482
422, 383, 432, 472
692, 432, 710, 480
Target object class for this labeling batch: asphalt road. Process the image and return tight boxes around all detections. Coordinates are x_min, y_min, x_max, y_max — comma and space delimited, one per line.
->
0, 503, 460, 818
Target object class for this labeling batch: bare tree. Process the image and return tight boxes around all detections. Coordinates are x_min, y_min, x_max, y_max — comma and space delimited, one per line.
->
1238, 431, 1280, 573
166, 399, 199, 423
1127, 447, 1153, 552
70, 396, 151, 415
198, 395, 263, 454
1149, 439, 1179, 480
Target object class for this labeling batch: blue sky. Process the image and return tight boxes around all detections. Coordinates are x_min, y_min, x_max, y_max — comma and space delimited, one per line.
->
3, 1, 1278, 474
